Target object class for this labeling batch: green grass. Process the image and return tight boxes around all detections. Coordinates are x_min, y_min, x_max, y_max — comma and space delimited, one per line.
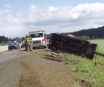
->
64, 39, 104, 87
89, 39, 104, 53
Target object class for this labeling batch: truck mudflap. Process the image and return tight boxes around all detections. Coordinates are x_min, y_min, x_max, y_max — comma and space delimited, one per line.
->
48, 33, 97, 59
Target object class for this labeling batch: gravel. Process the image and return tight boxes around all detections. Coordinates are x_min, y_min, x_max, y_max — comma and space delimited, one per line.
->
0, 59, 21, 87
0, 49, 79, 87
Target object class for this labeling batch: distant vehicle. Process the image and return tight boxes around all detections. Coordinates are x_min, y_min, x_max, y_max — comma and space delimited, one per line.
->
29, 30, 47, 49
8, 42, 20, 50
21, 40, 25, 48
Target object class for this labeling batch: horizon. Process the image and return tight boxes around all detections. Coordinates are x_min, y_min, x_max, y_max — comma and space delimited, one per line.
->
1, 25, 103, 39
0, 0, 104, 38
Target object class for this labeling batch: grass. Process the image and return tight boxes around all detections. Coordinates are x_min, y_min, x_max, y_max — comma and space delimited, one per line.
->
64, 39, 104, 87
89, 39, 104, 53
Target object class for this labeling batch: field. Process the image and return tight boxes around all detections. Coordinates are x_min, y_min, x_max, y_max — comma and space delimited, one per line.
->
64, 39, 104, 87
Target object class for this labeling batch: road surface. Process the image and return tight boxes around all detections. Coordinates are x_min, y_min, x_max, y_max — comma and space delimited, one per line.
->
0, 49, 24, 64
0, 48, 90, 87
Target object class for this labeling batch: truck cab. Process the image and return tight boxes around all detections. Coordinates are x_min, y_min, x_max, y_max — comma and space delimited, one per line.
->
29, 30, 47, 49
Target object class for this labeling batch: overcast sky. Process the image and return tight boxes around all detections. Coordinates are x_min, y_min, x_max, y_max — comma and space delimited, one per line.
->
0, 0, 104, 38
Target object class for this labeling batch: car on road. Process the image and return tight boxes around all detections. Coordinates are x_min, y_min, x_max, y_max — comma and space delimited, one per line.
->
8, 42, 20, 50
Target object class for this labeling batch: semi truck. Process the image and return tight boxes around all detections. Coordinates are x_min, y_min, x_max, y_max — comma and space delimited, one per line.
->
29, 30, 47, 49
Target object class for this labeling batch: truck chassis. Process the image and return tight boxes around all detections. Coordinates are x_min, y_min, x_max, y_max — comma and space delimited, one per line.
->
48, 33, 97, 59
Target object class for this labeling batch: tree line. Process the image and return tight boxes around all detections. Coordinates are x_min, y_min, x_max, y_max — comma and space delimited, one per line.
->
0, 36, 10, 42
72, 26, 104, 39
0, 26, 104, 44
0, 36, 25, 45
60, 26, 104, 40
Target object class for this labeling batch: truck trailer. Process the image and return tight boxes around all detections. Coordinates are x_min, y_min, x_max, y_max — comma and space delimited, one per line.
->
48, 33, 97, 59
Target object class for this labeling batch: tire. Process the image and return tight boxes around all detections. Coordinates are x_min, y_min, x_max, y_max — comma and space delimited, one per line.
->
41, 46, 46, 49
16, 47, 18, 50
8, 48, 10, 51
44, 46, 47, 49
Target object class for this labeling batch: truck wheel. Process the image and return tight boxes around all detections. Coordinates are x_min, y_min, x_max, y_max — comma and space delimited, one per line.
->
16, 47, 18, 50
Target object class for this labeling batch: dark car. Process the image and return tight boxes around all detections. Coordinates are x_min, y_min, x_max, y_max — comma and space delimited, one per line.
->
8, 42, 20, 50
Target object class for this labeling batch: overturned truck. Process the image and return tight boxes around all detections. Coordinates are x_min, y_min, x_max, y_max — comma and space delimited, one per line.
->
48, 33, 97, 59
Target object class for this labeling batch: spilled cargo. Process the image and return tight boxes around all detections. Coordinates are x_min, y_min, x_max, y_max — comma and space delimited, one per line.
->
48, 33, 97, 59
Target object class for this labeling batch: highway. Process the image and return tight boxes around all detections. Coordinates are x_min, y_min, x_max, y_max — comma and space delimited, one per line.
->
0, 48, 25, 87
0, 49, 24, 64
0, 47, 80, 87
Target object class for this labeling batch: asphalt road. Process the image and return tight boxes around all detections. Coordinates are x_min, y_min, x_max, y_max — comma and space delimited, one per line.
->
0, 48, 24, 64
0, 48, 25, 87
0, 47, 82, 87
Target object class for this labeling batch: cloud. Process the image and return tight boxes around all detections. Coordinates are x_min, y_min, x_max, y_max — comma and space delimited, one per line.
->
0, 2, 104, 38
24, 2, 104, 27
0, 4, 11, 15
3, 4, 12, 9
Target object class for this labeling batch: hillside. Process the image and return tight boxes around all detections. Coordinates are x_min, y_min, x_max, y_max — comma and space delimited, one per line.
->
72, 26, 104, 39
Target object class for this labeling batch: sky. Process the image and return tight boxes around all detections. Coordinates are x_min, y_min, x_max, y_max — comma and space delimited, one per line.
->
0, 0, 104, 38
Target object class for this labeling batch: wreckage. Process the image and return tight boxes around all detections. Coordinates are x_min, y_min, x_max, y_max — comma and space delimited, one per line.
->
48, 33, 97, 59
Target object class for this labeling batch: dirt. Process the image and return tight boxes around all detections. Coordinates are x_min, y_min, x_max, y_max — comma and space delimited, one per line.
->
18, 49, 92, 87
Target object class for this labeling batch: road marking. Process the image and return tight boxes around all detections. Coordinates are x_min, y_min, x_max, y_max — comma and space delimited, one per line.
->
0, 55, 17, 62
2, 50, 18, 55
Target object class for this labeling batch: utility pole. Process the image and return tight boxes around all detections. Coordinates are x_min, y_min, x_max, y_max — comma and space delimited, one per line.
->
2, 32, 4, 36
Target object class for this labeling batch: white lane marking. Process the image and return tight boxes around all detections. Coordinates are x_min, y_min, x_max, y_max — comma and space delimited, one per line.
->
0, 55, 17, 62
2, 50, 18, 55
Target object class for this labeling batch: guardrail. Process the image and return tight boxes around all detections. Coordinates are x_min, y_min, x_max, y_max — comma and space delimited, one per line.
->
0, 46, 8, 51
